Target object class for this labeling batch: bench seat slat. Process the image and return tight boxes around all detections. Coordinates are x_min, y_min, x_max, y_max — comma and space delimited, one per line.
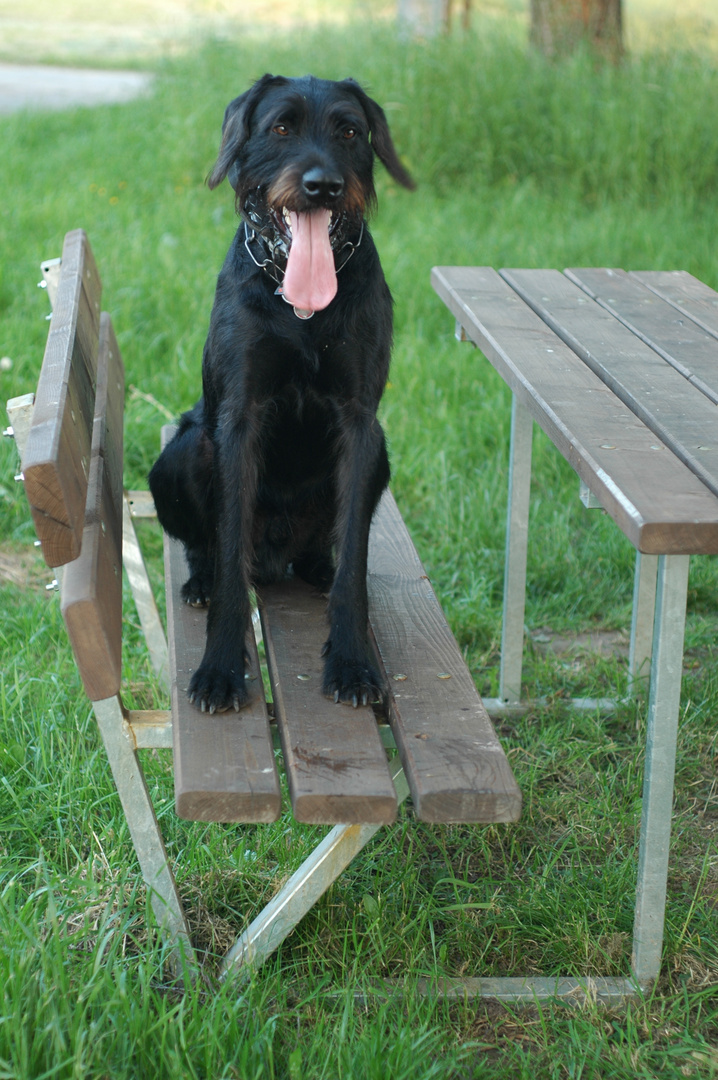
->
502, 268, 718, 501
23, 230, 102, 567
61, 314, 124, 701
166, 535, 282, 823
431, 266, 718, 555
368, 491, 521, 824
259, 578, 398, 826
565, 268, 718, 407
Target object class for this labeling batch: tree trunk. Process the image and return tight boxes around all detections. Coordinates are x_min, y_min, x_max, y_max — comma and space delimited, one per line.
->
530, 0, 623, 61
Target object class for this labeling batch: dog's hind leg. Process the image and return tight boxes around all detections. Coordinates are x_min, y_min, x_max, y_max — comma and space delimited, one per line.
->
148, 406, 215, 605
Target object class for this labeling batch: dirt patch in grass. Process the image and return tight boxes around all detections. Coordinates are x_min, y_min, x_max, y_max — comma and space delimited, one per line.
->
0, 543, 46, 588
530, 626, 630, 660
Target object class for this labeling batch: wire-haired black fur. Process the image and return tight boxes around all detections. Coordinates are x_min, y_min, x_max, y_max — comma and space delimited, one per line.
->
149, 74, 414, 714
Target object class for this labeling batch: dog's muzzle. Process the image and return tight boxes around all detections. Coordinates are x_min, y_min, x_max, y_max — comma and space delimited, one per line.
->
242, 190, 363, 319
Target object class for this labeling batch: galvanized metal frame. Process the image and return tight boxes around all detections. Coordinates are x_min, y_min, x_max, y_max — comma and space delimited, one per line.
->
632, 554, 690, 985
92, 695, 196, 978
122, 492, 170, 692
627, 552, 658, 697
481, 390, 690, 999
498, 395, 532, 707
221, 762, 411, 978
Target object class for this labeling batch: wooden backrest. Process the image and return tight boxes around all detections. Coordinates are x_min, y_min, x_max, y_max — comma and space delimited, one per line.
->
23, 230, 102, 567
25, 229, 126, 701
61, 313, 125, 700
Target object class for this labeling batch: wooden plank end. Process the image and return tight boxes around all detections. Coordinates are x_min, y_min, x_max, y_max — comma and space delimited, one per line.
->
415, 775, 522, 824
292, 793, 397, 826
176, 788, 282, 824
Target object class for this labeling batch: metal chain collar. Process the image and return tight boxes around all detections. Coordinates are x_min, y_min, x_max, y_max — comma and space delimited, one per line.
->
242, 190, 364, 290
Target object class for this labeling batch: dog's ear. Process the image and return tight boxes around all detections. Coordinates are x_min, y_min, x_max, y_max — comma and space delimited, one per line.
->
207, 74, 286, 191
341, 80, 415, 191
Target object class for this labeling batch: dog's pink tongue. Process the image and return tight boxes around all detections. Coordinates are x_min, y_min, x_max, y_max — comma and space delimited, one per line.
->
283, 209, 337, 312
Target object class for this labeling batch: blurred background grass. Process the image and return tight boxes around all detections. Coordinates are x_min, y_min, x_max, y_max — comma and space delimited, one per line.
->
0, 3, 716, 1077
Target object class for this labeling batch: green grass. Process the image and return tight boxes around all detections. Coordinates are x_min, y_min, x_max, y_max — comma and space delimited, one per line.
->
0, 14, 717, 1079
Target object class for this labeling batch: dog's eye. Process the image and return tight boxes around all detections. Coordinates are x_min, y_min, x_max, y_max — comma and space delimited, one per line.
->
272, 124, 290, 136
342, 127, 357, 140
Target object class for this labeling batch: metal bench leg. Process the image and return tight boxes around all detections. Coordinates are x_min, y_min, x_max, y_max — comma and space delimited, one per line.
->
92, 695, 197, 977
627, 552, 658, 697
220, 763, 410, 980
632, 553, 689, 987
122, 494, 170, 693
499, 395, 533, 706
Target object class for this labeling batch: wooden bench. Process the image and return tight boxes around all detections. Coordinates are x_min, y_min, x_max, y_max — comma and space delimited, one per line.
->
6, 230, 520, 981
432, 264, 718, 1000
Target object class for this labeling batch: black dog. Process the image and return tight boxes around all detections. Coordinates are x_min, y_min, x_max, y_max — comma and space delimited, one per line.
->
149, 73, 414, 714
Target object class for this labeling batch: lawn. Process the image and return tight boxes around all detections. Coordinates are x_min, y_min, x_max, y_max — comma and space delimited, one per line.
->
0, 5, 716, 1078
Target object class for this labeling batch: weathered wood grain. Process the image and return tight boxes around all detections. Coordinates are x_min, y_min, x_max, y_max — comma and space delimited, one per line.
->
431, 266, 718, 554
368, 491, 522, 823
565, 267, 718, 406
259, 578, 398, 825
23, 230, 102, 567
502, 268, 718, 500
61, 314, 124, 700
631, 270, 718, 342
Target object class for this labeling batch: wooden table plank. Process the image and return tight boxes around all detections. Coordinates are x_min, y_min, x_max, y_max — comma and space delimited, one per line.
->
23, 229, 102, 567
166, 535, 281, 824
630, 270, 718, 342
431, 266, 718, 555
259, 578, 397, 825
368, 491, 522, 824
502, 268, 718, 501
565, 268, 718, 406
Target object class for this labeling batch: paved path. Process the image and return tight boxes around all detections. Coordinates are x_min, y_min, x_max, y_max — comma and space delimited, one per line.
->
0, 63, 152, 113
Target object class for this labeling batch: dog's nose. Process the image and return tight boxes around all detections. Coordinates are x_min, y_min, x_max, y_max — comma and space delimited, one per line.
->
301, 167, 344, 202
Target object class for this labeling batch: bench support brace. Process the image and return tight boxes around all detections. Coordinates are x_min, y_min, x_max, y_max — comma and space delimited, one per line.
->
499, 395, 533, 706
628, 552, 658, 696
92, 695, 197, 977
122, 493, 170, 693
221, 763, 410, 978
483, 390, 691, 993
632, 553, 689, 985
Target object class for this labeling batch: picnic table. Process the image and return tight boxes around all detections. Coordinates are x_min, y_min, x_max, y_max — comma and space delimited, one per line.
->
432, 265, 718, 992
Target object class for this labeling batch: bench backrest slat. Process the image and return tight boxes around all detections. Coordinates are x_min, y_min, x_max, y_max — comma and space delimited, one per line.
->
61, 313, 125, 701
23, 229, 102, 567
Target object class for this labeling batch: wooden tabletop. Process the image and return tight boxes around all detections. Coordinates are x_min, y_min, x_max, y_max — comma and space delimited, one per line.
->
431, 266, 718, 556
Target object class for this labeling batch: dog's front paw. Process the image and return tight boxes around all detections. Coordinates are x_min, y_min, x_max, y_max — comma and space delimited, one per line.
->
321, 644, 384, 709
188, 663, 250, 714
181, 570, 213, 608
